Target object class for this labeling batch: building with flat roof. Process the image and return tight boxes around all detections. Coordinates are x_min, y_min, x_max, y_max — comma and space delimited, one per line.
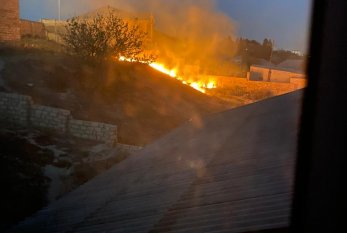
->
248, 59, 307, 89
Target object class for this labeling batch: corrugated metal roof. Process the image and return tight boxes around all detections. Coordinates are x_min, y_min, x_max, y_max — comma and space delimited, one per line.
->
8, 91, 302, 233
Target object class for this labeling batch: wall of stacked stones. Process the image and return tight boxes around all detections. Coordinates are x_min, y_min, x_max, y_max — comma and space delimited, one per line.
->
0, 93, 31, 126
0, 92, 118, 145
69, 119, 117, 146
30, 105, 70, 133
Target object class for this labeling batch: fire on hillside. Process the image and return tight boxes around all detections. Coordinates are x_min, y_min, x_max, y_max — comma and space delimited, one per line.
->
148, 62, 217, 93
119, 56, 217, 93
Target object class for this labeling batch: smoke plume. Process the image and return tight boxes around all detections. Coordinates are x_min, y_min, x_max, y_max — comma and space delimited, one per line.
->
60, 0, 237, 76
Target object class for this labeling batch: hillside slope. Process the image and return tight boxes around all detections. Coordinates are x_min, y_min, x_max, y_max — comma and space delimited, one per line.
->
1, 46, 232, 145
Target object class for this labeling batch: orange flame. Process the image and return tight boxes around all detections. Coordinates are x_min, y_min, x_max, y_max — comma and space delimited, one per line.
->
118, 56, 216, 93
190, 82, 206, 93
149, 63, 177, 78
148, 62, 217, 94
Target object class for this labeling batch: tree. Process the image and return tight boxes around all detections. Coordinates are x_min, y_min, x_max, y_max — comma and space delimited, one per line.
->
236, 37, 275, 62
63, 12, 153, 62
262, 38, 273, 48
262, 38, 273, 60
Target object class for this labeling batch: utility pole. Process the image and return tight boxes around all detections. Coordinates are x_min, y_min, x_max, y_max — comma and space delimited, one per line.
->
269, 39, 275, 64
267, 40, 275, 82
58, 0, 61, 20
54, 0, 61, 43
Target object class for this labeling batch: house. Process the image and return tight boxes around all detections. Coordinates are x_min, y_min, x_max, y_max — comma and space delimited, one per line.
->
8, 91, 302, 233
248, 59, 306, 88
0, 0, 20, 42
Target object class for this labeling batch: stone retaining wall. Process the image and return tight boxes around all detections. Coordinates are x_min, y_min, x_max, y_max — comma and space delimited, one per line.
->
0, 92, 31, 126
0, 92, 118, 145
30, 105, 70, 133
69, 119, 117, 146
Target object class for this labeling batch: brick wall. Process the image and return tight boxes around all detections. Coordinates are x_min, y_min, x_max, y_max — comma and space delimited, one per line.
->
20, 19, 46, 38
0, 0, 20, 41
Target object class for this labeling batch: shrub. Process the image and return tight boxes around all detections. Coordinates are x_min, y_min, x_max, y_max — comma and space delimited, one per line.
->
63, 11, 153, 62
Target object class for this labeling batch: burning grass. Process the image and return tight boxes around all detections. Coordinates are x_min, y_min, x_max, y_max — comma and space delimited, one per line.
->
148, 62, 217, 93
119, 57, 218, 94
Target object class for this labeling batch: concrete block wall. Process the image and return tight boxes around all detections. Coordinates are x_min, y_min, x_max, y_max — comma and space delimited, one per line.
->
0, 92, 31, 126
0, 0, 20, 41
270, 69, 302, 83
249, 66, 306, 84
249, 66, 271, 81
69, 119, 117, 146
30, 105, 70, 133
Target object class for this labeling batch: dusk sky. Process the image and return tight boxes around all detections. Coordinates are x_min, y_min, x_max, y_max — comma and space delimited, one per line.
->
19, 0, 312, 52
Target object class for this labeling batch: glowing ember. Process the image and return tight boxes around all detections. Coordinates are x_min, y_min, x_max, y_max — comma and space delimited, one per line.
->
118, 56, 217, 93
119, 56, 134, 62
